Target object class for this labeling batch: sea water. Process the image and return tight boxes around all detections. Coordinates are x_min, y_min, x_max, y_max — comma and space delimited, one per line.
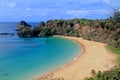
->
0, 22, 81, 80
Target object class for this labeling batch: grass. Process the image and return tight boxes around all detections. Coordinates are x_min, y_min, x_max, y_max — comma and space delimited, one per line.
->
106, 45, 120, 54
106, 45, 120, 64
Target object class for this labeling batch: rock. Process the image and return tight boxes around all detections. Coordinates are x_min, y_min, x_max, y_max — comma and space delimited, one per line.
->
34, 21, 45, 31
17, 27, 34, 37
16, 21, 31, 31
16, 21, 34, 37
0, 33, 14, 36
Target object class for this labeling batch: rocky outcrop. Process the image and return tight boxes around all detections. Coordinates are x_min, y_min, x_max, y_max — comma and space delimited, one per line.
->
34, 21, 45, 31
16, 21, 31, 31
16, 21, 34, 37
17, 27, 34, 37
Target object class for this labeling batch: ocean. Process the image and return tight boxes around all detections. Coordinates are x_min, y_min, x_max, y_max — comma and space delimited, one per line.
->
0, 22, 81, 80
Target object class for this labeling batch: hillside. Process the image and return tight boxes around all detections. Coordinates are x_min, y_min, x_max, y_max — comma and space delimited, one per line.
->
16, 10, 120, 49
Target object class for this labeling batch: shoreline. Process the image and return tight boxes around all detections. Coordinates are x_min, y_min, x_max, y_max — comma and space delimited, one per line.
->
34, 36, 85, 80
35, 36, 117, 80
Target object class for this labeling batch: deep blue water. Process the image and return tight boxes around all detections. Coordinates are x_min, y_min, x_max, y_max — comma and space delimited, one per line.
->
0, 22, 81, 80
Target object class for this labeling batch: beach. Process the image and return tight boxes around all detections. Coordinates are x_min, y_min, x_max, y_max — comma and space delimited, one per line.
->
37, 36, 117, 80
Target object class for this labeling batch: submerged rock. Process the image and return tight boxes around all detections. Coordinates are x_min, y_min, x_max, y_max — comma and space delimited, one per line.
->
0, 33, 14, 36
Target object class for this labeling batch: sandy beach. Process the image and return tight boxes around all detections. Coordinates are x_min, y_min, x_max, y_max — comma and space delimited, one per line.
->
36, 36, 117, 80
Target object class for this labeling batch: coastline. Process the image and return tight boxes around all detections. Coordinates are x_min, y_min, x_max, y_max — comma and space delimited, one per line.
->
36, 36, 117, 80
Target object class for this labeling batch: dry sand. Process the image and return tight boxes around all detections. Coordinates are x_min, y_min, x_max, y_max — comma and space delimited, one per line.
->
36, 36, 117, 80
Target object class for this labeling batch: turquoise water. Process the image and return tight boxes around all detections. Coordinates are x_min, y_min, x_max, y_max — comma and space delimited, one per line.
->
0, 36, 81, 80
0, 22, 81, 80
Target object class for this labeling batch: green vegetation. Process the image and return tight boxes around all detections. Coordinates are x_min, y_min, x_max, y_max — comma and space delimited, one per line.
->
18, 27, 34, 37
85, 68, 120, 80
16, 21, 31, 31
16, 10, 120, 80
16, 10, 120, 49
85, 45, 120, 80
106, 45, 120, 65
106, 45, 120, 55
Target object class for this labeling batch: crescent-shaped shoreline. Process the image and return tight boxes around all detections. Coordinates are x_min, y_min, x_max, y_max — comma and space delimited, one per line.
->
35, 36, 117, 80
